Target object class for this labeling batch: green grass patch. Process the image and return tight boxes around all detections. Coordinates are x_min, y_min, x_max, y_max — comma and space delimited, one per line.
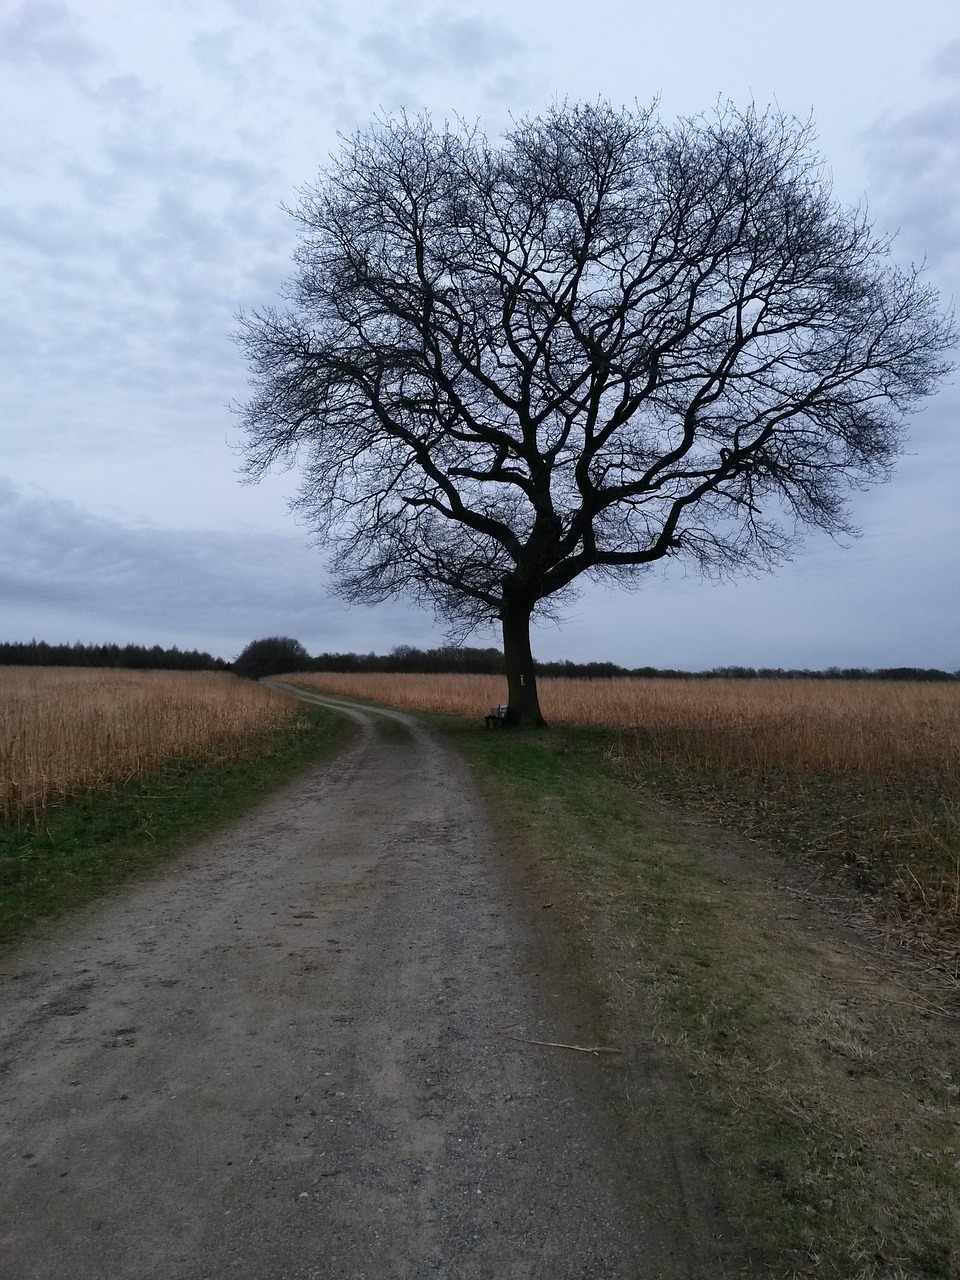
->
442, 717, 960, 1279
0, 705, 351, 952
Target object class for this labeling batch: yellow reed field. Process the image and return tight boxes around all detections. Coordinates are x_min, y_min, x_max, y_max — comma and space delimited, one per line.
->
290, 671, 960, 782
1, 668, 297, 823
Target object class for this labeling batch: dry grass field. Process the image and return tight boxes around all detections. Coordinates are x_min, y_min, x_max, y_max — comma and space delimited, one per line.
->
1, 667, 298, 824
290, 669, 960, 766
292, 671, 960, 931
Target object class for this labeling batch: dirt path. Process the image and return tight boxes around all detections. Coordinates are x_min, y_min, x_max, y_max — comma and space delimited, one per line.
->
0, 694, 726, 1279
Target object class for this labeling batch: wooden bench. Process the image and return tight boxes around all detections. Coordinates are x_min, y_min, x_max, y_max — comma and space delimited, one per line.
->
485, 704, 509, 729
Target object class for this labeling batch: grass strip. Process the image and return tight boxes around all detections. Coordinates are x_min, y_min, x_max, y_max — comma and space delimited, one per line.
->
444, 717, 959, 1280
0, 705, 351, 952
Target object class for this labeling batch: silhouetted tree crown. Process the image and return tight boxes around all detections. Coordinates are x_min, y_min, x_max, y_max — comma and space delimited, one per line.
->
236, 102, 956, 725
234, 636, 311, 680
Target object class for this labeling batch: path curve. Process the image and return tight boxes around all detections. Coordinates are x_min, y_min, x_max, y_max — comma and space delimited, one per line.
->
1, 691, 721, 1278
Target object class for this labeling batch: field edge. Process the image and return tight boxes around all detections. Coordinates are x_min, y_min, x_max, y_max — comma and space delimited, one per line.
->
0, 704, 353, 954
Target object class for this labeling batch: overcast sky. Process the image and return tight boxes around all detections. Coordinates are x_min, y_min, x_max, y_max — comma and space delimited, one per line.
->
2, 0, 958, 668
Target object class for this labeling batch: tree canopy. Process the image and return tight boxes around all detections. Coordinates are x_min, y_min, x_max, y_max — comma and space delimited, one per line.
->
233, 636, 311, 681
236, 102, 955, 725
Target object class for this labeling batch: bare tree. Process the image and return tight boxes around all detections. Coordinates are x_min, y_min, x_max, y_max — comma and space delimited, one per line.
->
236, 102, 955, 726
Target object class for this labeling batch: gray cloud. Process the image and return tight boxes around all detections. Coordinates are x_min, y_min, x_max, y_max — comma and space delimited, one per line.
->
0, 0, 101, 70
932, 36, 960, 79
0, 479, 441, 659
432, 15, 512, 70
221, 0, 270, 20
862, 43, 960, 275
359, 8, 519, 78
1, 477, 314, 615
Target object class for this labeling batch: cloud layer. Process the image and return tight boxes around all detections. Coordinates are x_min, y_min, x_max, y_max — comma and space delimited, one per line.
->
1, 1, 958, 668
0, 479, 440, 659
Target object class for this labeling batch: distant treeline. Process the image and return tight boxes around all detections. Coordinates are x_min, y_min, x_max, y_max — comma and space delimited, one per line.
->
309, 644, 506, 674
0, 641, 230, 671
679, 664, 960, 682
304, 645, 960, 682
3, 639, 956, 682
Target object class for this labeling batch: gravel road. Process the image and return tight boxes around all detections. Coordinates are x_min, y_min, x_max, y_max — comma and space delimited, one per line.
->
1, 693, 726, 1279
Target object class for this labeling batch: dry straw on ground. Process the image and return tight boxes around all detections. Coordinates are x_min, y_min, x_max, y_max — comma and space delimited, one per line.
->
1, 668, 296, 823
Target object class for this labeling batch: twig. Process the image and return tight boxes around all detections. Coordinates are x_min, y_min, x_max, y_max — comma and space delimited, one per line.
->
782, 868, 827, 899
500, 1032, 623, 1055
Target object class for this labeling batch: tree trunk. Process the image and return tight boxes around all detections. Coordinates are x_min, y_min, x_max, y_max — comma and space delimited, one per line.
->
501, 602, 546, 728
